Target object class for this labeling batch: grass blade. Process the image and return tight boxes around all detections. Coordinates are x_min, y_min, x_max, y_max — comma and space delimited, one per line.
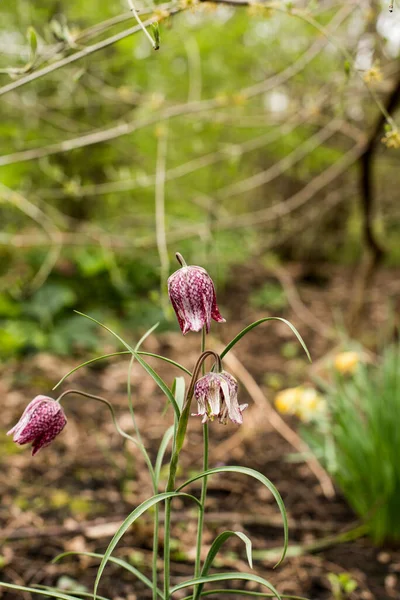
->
182, 590, 309, 599
155, 425, 174, 484
53, 551, 163, 598
176, 465, 288, 567
0, 582, 92, 600
170, 572, 282, 599
74, 311, 180, 418
193, 530, 253, 600
93, 491, 201, 600
220, 317, 311, 363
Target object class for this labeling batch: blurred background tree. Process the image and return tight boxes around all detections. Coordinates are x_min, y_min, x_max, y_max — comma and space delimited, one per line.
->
0, 0, 399, 358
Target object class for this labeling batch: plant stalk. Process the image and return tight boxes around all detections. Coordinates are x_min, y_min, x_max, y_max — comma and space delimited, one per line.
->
194, 326, 209, 598
163, 348, 220, 599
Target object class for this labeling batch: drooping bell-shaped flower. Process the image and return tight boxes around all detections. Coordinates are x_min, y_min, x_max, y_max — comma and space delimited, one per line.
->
193, 371, 248, 425
7, 395, 67, 456
168, 254, 225, 335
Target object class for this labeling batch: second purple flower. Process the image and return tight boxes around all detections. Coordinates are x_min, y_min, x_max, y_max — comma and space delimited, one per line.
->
193, 371, 248, 425
8, 395, 67, 456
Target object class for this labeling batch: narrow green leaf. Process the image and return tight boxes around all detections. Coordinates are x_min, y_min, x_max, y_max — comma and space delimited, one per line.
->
176, 466, 288, 567
0, 582, 86, 600
134, 322, 160, 350
73, 310, 134, 353
134, 351, 181, 418
53, 350, 190, 391
139, 352, 192, 376
155, 425, 174, 483
74, 312, 180, 418
182, 590, 309, 599
204, 530, 252, 572
220, 317, 311, 363
35, 585, 110, 600
93, 492, 200, 600
173, 376, 186, 410
235, 531, 253, 568
151, 22, 160, 50
53, 551, 163, 598
53, 351, 130, 389
193, 531, 253, 600
27, 26, 37, 60
170, 572, 282, 599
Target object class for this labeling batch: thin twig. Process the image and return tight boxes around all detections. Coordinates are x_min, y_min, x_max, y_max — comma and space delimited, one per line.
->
0, 183, 61, 289
155, 126, 170, 312
127, 0, 157, 49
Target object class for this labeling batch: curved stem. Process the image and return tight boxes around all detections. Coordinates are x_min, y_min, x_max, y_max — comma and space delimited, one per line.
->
175, 252, 187, 267
194, 328, 209, 597
167, 351, 221, 488
163, 497, 172, 599
55, 389, 141, 450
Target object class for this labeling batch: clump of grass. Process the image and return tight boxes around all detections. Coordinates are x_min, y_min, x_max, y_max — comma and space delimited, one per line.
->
304, 345, 400, 544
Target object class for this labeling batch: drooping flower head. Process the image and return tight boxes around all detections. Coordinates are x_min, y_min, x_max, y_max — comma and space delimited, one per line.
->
168, 253, 225, 335
7, 395, 67, 456
193, 370, 248, 425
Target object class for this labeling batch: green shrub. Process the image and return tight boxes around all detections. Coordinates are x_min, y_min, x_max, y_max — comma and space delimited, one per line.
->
303, 346, 400, 544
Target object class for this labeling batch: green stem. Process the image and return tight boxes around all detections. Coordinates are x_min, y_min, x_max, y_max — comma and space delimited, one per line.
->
194, 327, 209, 598
175, 252, 188, 267
55, 389, 140, 449
163, 349, 221, 599
152, 504, 159, 600
163, 497, 172, 599
164, 416, 179, 600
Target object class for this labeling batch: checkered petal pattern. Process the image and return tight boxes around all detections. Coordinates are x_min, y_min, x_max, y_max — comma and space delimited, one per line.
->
8, 395, 67, 456
168, 265, 225, 335
193, 371, 248, 425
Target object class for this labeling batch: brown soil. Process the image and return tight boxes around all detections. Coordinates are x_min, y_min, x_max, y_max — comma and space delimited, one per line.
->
1, 263, 400, 600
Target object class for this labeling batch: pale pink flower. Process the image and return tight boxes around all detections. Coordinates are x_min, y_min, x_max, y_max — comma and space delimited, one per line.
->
168, 263, 225, 335
8, 395, 67, 456
193, 371, 248, 425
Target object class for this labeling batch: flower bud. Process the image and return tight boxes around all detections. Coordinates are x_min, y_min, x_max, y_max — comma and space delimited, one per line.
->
193, 371, 248, 425
7, 395, 67, 456
168, 260, 225, 335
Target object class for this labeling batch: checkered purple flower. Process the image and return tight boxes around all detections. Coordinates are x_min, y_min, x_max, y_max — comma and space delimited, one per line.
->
7, 395, 67, 456
168, 263, 225, 335
193, 371, 248, 425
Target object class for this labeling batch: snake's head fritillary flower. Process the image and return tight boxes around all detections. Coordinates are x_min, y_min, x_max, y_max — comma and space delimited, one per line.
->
7, 395, 67, 456
168, 254, 225, 335
193, 371, 248, 425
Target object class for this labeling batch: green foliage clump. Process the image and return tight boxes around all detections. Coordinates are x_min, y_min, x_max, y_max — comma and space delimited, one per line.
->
249, 281, 287, 311
304, 345, 400, 544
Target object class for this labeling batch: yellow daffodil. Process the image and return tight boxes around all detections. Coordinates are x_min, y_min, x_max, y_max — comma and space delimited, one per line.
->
275, 386, 326, 422
334, 351, 361, 375
274, 387, 300, 415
